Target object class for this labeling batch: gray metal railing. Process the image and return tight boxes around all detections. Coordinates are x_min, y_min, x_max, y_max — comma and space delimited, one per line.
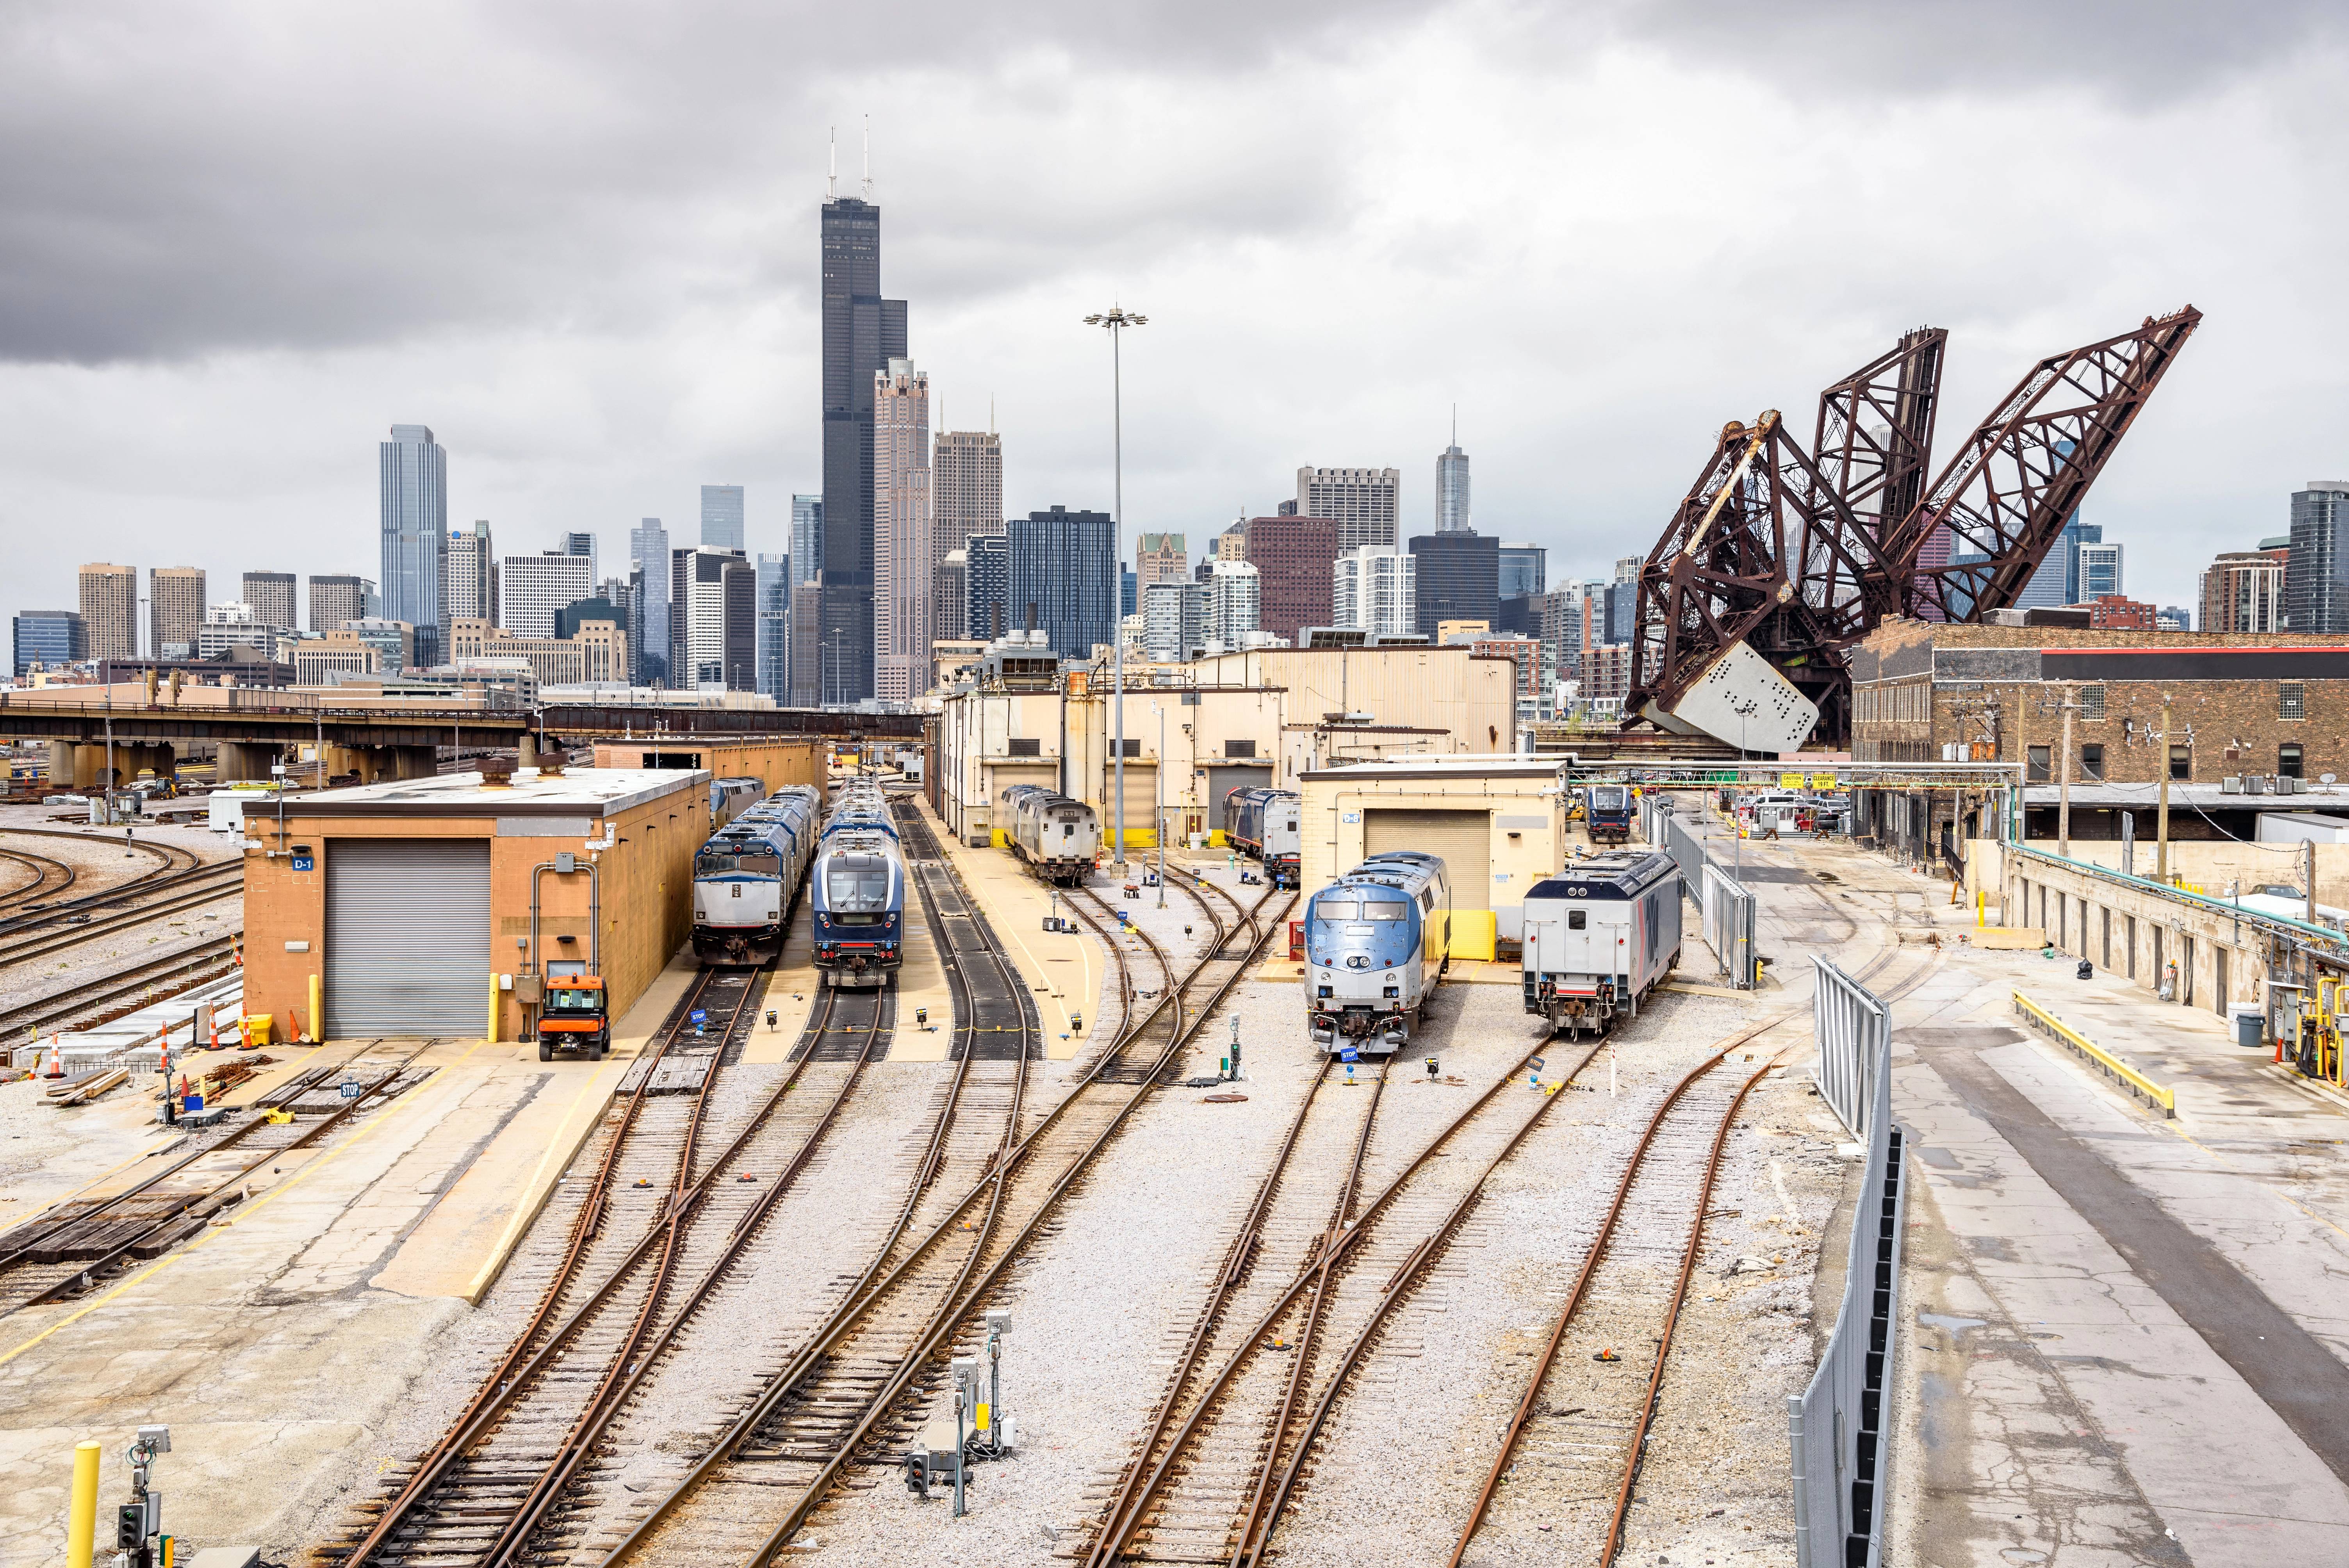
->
1790, 960, 1907, 1568
1660, 810, 1707, 896
1813, 956, 1891, 1136
1700, 862, 1757, 988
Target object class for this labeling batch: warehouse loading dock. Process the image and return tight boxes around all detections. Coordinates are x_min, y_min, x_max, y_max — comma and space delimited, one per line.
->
242, 766, 708, 1043
1299, 756, 1567, 952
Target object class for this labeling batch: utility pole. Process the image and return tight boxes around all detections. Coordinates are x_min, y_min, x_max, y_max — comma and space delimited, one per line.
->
2156, 696, 2173, 883
2036, 683, 2084, 859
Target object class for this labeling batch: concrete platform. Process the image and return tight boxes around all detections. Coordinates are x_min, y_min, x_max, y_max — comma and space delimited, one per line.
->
905, 793, 1101, 1059
743, 899, 820, 1065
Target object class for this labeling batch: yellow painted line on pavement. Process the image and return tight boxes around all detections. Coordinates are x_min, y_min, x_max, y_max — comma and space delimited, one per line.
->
0, 1036, 490, 1369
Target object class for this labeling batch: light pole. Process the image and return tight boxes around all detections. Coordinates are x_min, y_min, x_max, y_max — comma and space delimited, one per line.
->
1727, 695, 1757, 878
1085, 304, 1147, 871
1155, 703, 1167, 907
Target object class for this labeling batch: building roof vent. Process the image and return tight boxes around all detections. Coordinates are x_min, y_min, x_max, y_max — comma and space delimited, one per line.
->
479, 756, 516, 788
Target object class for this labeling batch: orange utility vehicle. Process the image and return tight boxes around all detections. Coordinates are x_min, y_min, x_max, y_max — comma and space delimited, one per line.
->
536, 973, 611, 1061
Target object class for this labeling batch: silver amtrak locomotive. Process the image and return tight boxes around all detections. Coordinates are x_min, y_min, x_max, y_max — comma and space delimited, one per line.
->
999, 784, 1100, 887
1304, 851, 1451, 1055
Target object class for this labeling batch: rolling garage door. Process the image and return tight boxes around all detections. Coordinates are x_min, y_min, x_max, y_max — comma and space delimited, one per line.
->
325, 839, 492, 1037
1364, 809, 1491, 910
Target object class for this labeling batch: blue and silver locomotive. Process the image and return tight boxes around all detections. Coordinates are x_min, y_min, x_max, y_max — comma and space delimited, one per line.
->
1304, 850, 1451, 1055
692, 785, 822, 965
1224, 787, 1301, 888
1584, 783, 1634, 846
1520, 849, 1681, 1036
811, 787, 905, 989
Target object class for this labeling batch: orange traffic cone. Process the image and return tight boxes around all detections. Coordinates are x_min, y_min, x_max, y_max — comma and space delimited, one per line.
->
209, 1015, 221, 1051
43, 1037, 64, 1078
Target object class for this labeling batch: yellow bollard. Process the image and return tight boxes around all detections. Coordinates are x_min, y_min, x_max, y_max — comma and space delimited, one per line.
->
1977, 889, 1985, 929
66, 1439, 101, 1568
308, 973, 324, 1044
487, 973, 501, 1045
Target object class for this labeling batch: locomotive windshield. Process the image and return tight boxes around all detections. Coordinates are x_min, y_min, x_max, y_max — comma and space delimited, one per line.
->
1314, 893, 1406, 923
697, 849, 781, 876
1592, 786, 1629, 809
826, 861, 890, 921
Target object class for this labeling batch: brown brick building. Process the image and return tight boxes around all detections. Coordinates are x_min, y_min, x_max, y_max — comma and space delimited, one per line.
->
1244, 514, 1338, 643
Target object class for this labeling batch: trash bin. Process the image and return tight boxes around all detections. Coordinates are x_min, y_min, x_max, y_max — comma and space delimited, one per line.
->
2230, 1004, 2264, 1049
241, 1014, 273, 1048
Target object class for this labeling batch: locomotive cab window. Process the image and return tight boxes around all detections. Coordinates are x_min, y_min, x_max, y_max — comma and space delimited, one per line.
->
1362, 898, 1406, 920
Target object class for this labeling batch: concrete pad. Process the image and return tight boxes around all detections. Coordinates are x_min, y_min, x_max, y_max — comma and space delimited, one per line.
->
888, 862, 954, 1065
743, 899, 820, 1064
907, 793, 1099, 1057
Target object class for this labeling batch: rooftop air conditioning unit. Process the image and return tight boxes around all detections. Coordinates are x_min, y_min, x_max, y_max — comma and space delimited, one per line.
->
2221, 776, 2244, 794
2247, 775, 2269, 795
2283, 775, 2306, 795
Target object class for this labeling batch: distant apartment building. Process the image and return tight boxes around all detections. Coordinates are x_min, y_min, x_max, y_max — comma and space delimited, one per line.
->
1143, 581, 1208, 661
1244, 515, 1338, 643
2076, 542, 2124, 603
2083, 595, 2157, 630
1471, 633, 1547, 722
450, 618, 628, 686
700, 486, 744, 552
447, 523, 497, 624
241, 571, 298, 633
308, 575, 376, 636
1541, 579, 1604, 681
1136, 531, 1189, 588
1007, 506, 1116, 659
1332, 546, 1415, 637
1207, 559, 1262, 649
630, 519, 672, 685
966, 533, 1011, 644
78, 564, 136, 661
340, 618, 417, 675
292, 640, 381, 686
2200, 541, 2288, 634
1408, 532, 1499, 640
873, 360, 935, 702
671, 546, 756, 690
2289, 483, 2349, 632
149, 567, 206, 659
1297, 467, 1400, 551
499, 551, 597, 639
12, 611, 86, 677
380, 424, 449, 665
1582, 643, 1633, 709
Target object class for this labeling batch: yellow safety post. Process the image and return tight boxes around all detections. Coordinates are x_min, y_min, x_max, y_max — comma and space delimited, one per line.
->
1977, 889, 1985, 928
66, 1439, 101, 1568
308, 973, 324, 1044
488, 973, 501, 1045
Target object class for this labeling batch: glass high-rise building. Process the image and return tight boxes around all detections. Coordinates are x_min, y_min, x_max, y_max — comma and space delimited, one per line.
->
629, 519, 670, 685
1498, 543, 1545, 600
1007, 506, 1114, 659
380, 424, 449, 666
1436, 434, 1470, 534
756, 551, 791, 702
2288, 482, 2349, 632
790, 495, 823, 590
1408, 532, 1500, 639
12, 610, 86, 677
966, 533, 1011, 643
820, 194, 907, 703
559, 531, 598, 578
2077, 542, 2123, 602
701, 486, 745, 551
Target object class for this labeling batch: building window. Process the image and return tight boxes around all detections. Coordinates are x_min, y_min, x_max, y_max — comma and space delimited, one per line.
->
2281, 743, 2304, 780
2028, 745, 2051, 783
2079, 684, 2105, 720
1007, 737, 1041, 757
1225, 739, 1257, 758
2280, 681, 2305, 721
2169, 745, 2191, 781
2082, 743, 2105, 780
1119, 738, 1140, 757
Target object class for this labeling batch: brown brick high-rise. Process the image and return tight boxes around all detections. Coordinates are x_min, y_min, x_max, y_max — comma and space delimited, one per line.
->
1243, 515, 1338, 643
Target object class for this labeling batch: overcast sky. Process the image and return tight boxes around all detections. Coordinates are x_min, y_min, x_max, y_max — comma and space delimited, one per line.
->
5, 0, 2348, 644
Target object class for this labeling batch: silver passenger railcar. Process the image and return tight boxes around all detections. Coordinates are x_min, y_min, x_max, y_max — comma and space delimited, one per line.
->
1520, 849, 1681, 1037
999, 784, 1100, 886
1304, 851, 1451, 1055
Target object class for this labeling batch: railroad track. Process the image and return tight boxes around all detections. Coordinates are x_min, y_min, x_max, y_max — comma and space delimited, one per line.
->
0, 934, 242, 1041
0, 843, 75, 910
0, 862, 242, 968
0, 1042, 442, 1315
594, 849, 1293, 1565
0, 826, 212, 933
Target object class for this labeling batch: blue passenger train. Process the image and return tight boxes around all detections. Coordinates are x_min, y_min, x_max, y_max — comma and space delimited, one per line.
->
691, 786, 822, 966
812, 784, 906, 989
1304, 850, 1452, 1055
1584, 783, 1634, 846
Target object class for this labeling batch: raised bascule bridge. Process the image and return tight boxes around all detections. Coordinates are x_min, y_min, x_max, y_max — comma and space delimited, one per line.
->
1625, 306, 2202, 753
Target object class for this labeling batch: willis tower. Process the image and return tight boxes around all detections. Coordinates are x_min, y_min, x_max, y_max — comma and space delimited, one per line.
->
819, 139, 904, 705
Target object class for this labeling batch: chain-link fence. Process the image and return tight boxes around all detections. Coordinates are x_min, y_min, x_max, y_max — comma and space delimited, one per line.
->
1789, 957, 1907, 1568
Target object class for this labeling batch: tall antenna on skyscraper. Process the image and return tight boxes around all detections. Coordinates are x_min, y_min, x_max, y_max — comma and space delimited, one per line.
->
1451, 403, 1457, 447
828, 127, 837, 200
861, 114, 873, 199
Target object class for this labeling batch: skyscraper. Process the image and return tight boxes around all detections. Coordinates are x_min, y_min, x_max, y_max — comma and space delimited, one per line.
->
872, 359, 934, 702
2058, 516, 2103, 602
671, 547, 755, 690
786, 496, 822, 705
934, 430, 1002, 556
1007, 506, 1114, 659
1333, 546, 1415, 637
12, 611, 86, 677
78, 564, 136, 661
1296, 467, 1400, 551
630, 519, 671, 685
936, 550, 968, 642
381, 424, 449, 666
242, 572, 298, 633
1207, 560, 1262, 647
1436, 418, 1470, 534
308, 575, 375, 634
1143, 581, 1207, 660
447, 523, 497, 625
2076, 542, 2124, 602
966, 533, 1011, 643
1244, 515, 1338, 643
701, 486, 745, 551
1408, 533, 1499, 639
1136, 533, 1188, 588
560, 531, 598, 577
1498, 543, 1545, 600
756, 551, 791, 702
2288, 483, 2349, 632
149, 568, 205, 659
820, 184, 907, 705
499, 551, 597, 639
2199, 543, 2288, 634
790, 495, 823, 590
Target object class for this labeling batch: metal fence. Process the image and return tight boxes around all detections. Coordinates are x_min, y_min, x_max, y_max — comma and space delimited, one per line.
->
1659, 809, 1707, 897
1789, 959, 1908, 1568
1812, 956, 1891, 1136
1701, 862, 1758, 988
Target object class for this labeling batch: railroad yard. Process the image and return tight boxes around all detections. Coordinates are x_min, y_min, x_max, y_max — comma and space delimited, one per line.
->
4, 780, 2347, 1568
